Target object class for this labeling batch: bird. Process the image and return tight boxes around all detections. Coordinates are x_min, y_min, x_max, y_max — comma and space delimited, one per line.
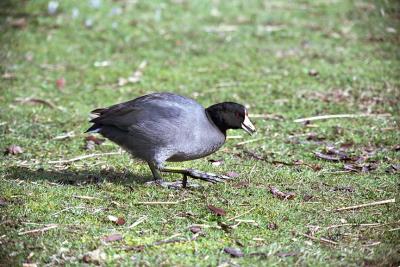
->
86, 92, 256, 188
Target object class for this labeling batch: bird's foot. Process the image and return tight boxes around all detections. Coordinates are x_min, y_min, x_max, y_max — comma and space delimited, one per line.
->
184, 169, 231, 183
145, 179, 200, 189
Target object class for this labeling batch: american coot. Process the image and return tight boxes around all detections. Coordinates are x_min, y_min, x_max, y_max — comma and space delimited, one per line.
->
86, 92, 256, 187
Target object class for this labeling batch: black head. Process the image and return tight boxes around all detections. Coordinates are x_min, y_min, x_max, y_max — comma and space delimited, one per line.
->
206, 102, 256, 135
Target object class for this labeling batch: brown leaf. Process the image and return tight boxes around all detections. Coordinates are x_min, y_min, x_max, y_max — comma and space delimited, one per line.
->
308, 69, 319, 76
102, 233, 123, 242
344, 163, 377, 173
226, 171, 239, 178
85, 135, 105, 145
393, 144, 400, 151
107, 215, 126, 226
314, 146, 352, 162
387, 164, 400, 173
268, 185, 296, 200
207, 205, 226, 216
189, 226, 201, 234
0, 198, 8, 207
116, 217, 126, 226
56, 77, 66, 90
5, 145, 23, 155
9, 17, 27, 28
208, 159, 224, 166
224, 247, 244, 258
303, 194, 314, 202
268, 222, 278, 230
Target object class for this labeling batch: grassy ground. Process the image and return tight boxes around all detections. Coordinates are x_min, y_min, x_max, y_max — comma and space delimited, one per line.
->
1, 0, 399, 266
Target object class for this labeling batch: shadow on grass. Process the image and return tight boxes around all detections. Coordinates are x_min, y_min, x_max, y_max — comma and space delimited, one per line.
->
3, 166, 153, 186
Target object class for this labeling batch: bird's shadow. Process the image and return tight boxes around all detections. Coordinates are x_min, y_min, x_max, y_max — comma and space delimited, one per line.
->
3, 166, 152, 187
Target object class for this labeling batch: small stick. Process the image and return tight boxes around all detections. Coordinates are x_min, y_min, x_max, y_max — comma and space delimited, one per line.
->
249, 114, 284, 120
18, 224, 58, 235
236, 137, 267, 146
294, 113, 391, 123
73, 195, 101, 201
388, 227, 400, 232
335, 198, 395, 212
128, 216, 147, 229
226, 135, 243, 139
325, 223, 381, 230
133, 201, 182, 205
51, 206, 85, 216
227, 207, 256, 222
49, 152, 121, 164
302, 233, 338, 245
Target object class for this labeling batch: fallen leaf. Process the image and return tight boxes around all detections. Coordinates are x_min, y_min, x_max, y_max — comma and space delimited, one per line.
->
85, 135, 105, 145
85, 135, 105, 150
5, 145, 23, 155
268, 185, 296, 200
82, 249, 106, 265
344, 163, 377, 173
102, 233, 123, 243
308, 69, 319, 76
208, 159, 224, 166
116, 217, 126, 226
223, 247, 244, 257
107, 215, 126, 225
387, 164, 400, 173
189, 226, 201, 234
0, 198, 8, 207
303, 194, 314, 202
9, 17, 27, 28
226, 171, 239, 178
268, 222, 278, 230
314, 146, 352, 162
207, 205, 226, 216
393, 145, 400, 151
56, 77, 66, 90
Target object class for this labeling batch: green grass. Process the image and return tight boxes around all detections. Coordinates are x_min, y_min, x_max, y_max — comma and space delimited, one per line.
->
1, 0, 399, 266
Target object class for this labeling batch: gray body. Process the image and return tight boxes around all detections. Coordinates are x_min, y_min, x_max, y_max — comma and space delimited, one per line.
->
90, 93, 226, 167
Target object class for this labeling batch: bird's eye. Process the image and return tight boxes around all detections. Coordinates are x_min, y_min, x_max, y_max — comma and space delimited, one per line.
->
235, 112, 241, 118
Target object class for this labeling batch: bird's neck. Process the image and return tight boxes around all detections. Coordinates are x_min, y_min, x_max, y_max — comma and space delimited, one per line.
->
205, 107, 227, 135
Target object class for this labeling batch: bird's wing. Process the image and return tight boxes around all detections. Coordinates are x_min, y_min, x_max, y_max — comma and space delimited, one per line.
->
89, 93, 185, 132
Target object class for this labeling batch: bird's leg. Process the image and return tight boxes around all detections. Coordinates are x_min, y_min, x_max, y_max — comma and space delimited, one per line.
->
159, 167, 231, 184
147, 163, 195, 189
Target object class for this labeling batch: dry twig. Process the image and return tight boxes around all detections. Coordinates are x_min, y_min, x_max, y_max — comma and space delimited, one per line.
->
18, 224, 58, 235
227, 207, 256, 222
294, 113, 391, 123
302, 233, 337, 245
335, 198, 395, 212
128, 216, 147, 229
